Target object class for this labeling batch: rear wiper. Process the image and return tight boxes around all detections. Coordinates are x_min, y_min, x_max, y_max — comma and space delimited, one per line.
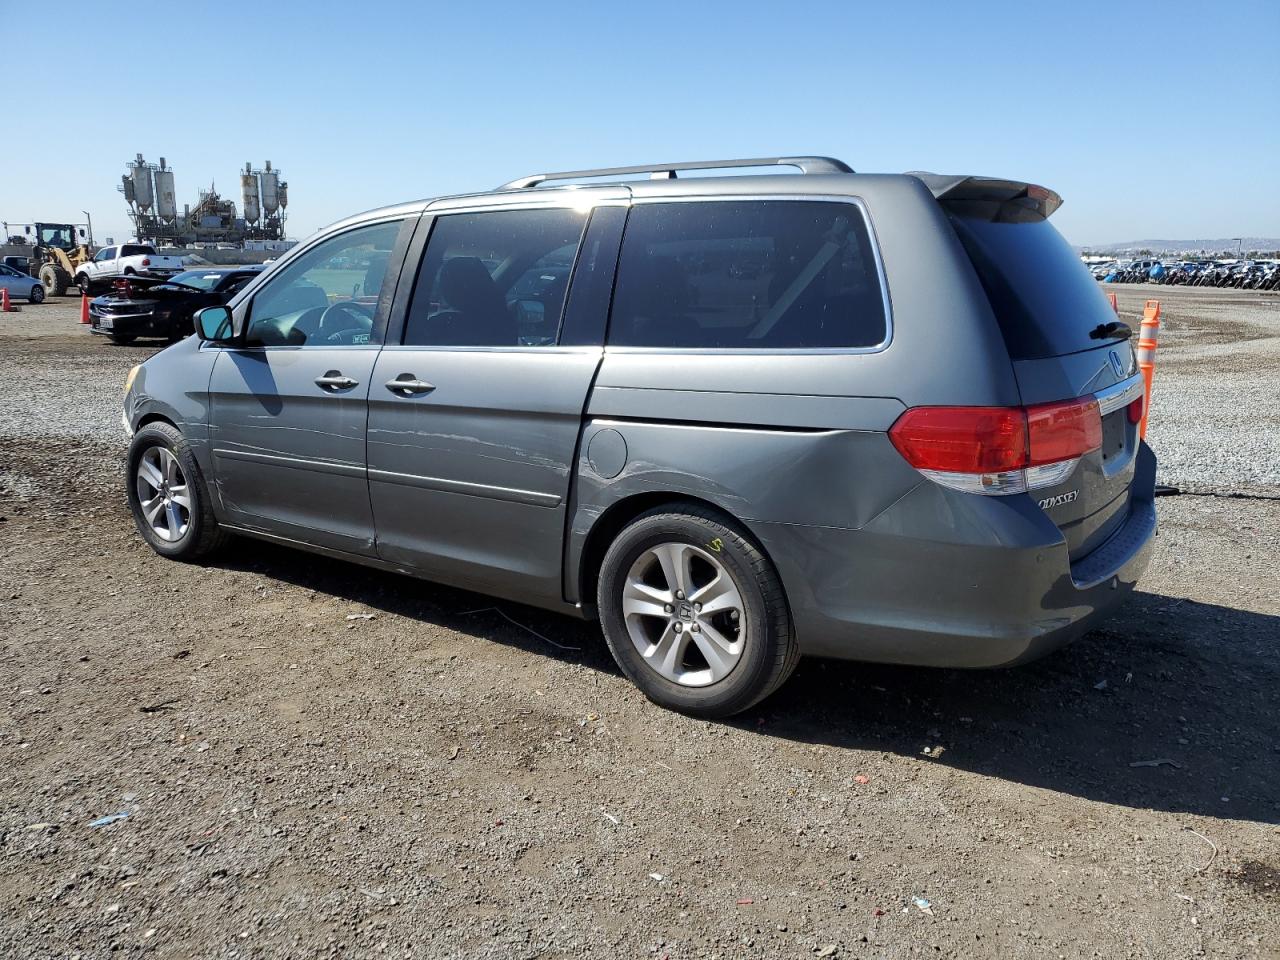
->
1089, 320, 1132, 341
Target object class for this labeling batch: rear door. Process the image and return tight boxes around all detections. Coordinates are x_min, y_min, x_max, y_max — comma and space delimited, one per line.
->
207, 217, 413, 555
948, 212, 1144, 559
367, 191, 627, 607
0, 265, 22, 296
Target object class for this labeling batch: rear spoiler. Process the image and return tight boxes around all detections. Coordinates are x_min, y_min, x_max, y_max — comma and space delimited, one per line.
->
907, 172, 1063, 222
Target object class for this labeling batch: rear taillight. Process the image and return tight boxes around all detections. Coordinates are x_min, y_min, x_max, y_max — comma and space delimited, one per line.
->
1127, 394, 1145, 424
889, 398, 1102, 496
141, 257, 151, 267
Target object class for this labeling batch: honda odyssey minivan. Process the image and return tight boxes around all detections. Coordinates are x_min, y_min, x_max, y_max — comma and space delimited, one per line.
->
121, 156, 1156, 717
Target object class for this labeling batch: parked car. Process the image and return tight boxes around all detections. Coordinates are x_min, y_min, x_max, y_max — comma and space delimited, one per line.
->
75, 243, 186, 294
0, 262, 44, 303
89, 267, 265, 344
120, 156, 1156, 717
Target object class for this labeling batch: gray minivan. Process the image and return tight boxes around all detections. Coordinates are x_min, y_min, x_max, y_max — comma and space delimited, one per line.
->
121, 157, 1156, 717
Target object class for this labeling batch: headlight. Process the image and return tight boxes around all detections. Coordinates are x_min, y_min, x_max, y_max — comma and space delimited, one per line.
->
124, 364, 141, 396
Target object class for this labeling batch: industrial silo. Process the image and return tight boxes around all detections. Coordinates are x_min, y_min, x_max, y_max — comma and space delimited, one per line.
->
260, 161, 280, 217
241, 163, 261, 224
120, 173, 136, 206
128, 153, 154, 214
154, 157, 177, 223
278, 180, 288, 210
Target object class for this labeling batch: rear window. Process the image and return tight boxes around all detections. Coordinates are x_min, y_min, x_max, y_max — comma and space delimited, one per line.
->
950, 216, 1122, 359
608, 200, 887, 350
166, 270, 225, 291
120, 244, 154, 257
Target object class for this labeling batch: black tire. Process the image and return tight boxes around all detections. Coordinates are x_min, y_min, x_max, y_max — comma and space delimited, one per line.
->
38, 263, 69, 297
597, 504, 798, 718
110, 334, 137, 345
126, 422, 230, 561
28, 284, 44, 304
77, 275, 93, 296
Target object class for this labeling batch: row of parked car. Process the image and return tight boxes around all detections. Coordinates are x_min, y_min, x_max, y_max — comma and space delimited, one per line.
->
1090, 258, 1280, 289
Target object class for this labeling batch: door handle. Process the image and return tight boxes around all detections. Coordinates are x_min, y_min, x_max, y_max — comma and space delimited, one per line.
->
315, 372, 359, 390
385, 375, 436, 395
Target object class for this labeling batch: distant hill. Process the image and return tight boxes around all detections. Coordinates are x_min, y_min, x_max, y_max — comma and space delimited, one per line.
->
1076, 238, 1280, 256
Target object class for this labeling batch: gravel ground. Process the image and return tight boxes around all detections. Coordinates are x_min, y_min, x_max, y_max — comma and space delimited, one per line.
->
1108, 285, 1280, 496
1, 291, 1278, 959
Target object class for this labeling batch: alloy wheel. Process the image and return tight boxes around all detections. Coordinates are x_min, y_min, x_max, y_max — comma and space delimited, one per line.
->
136, 446, 191, 542
622, 542, 746, 687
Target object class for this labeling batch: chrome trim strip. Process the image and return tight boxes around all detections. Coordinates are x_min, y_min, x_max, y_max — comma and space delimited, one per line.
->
91, 310, 155, 320
376, 344, 603, 355
212, 448, 366, 479
1095, 374, 1146, 417
367, 468, 561, 508
615, 194, 892, 356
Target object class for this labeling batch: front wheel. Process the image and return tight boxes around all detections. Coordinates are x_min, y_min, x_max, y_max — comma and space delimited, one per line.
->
596, 504, 798, 718
28, 284, 44, 304
126, 422, 230, 560
38, 263, 69, 297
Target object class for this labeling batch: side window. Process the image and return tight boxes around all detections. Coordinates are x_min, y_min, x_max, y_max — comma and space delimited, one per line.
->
402, 207, 588, 347
222, 275, 256, 297
96, 247, 116, 262
245, 220, 403, 347
607, 200, 887, 350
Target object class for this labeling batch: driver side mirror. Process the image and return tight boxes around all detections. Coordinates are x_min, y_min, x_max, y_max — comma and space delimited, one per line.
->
194, 305, 235, 343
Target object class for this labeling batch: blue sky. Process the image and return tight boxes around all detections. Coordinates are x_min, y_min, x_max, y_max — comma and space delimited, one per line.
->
5, 0, 1276, 246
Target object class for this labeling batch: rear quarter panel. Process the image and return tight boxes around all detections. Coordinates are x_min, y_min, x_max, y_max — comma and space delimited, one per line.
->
567, 175, 1021, 603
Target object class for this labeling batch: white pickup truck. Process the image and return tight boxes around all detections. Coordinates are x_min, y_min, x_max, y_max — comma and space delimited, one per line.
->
75, 243, 186, 294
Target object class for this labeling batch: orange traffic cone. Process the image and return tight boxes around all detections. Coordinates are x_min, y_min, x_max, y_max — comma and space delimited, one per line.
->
1136, 299, 1160, 439
80, 294, 91, 324
1106, 291, 1118, 314
1, 288, 12, 313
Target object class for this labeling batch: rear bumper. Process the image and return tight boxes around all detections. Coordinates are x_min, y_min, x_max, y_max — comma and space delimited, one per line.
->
751, 442, 1158, 668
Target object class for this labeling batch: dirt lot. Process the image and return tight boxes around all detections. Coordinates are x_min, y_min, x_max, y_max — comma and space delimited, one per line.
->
2, 286, 1278, 959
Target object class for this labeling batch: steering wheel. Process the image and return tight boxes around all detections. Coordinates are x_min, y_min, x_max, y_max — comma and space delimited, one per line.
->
319, 299, 375, 344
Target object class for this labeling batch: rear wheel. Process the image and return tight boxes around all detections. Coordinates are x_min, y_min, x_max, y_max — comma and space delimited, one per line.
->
597, 504, 798, 718
126, 422, 229, 560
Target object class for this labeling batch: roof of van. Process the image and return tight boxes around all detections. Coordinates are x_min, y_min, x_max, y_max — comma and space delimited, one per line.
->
321, 157, 1062, 235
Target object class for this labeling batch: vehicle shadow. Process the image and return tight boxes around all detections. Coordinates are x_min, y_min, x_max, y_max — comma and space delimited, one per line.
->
758, 593, 1280, 826
218, 541, 1279, 825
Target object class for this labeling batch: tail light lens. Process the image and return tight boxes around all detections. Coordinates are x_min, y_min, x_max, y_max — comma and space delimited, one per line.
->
889, 397, 1102, 496
1127, 394, 1145, 424
141, 257, 151, 267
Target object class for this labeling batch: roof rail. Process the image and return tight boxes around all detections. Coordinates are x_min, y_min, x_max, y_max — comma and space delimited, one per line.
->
497, 156, 853, 190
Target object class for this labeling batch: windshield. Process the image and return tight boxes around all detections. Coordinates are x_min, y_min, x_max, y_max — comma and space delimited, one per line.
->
950, 215, 1123, 359
38, 226, 74, 248
160, 271, 226, 291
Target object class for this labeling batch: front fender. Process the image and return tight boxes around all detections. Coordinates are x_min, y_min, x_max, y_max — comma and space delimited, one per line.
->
124, 338, 219, 477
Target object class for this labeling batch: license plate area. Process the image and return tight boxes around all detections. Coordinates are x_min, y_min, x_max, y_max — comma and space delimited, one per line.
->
1099, 410, 1127, 464
100, 318, 114, 331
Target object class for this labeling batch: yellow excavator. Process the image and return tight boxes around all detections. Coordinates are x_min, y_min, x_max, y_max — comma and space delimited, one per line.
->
28, 223, 93, 297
